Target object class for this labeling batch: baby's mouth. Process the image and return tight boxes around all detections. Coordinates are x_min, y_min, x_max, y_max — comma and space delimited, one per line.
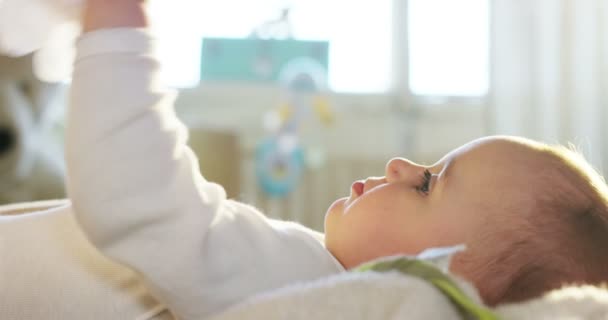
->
351, 181, 364, 197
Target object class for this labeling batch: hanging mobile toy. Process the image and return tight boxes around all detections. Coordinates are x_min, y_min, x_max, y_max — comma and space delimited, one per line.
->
255, 56, 333, 197
249, 6, 293, 40
255, 133, 305, 197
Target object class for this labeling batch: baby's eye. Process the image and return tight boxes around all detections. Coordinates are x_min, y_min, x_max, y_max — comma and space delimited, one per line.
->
416, 169, 432, 195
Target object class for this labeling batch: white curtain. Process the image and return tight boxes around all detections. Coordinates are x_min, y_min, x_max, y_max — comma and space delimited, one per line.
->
490, 0, 608, 175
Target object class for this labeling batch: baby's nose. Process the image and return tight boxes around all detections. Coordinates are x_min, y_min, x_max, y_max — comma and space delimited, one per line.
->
385, 157, 423, 183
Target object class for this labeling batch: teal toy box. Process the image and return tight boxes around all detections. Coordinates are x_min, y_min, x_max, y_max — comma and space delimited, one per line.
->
200, 38, 329, 83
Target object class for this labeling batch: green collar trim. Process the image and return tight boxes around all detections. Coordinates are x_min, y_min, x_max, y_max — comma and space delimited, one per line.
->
355, 257, 500, 320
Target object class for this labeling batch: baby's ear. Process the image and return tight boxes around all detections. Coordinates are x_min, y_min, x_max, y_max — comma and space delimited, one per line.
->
416, 244, 467, 273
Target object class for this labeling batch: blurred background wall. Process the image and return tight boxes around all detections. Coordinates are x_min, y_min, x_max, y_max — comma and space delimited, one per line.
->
0, 0, 606, 231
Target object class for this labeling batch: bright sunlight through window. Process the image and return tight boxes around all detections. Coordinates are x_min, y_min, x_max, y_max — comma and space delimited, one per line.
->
148, 0, 392, 93
408, 0, 489, 97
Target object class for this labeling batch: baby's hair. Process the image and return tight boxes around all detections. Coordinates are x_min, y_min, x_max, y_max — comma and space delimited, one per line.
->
452, 138, 608, 306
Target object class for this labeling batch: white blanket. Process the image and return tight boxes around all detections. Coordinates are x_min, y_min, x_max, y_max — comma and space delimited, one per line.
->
214, 270, 608, 320
214, 271, 469, 320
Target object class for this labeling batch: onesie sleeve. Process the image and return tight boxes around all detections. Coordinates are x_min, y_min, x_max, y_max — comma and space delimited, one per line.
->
66, 28, 342, 320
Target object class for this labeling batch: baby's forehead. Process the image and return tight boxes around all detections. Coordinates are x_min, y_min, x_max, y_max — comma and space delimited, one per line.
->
440, 139, 553, 193
450, 138, 544, 169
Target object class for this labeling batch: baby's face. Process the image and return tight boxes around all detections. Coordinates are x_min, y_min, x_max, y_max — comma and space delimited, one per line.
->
324, 136, 540, 269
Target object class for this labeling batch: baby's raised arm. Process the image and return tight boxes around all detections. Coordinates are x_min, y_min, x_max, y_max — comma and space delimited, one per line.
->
68, 1, 228, 318
66, 1, 341, 319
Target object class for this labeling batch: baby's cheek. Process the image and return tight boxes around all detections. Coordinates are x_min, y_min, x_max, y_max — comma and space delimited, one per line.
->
354, 218, 402, 251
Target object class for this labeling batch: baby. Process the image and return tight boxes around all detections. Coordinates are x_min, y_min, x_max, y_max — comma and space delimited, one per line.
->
325, 132, 608, 306
2, 0, 608, 319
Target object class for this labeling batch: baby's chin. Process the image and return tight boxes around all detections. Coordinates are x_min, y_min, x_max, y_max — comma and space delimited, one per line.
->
325, 197, 348, 221
323, 197, 348, 241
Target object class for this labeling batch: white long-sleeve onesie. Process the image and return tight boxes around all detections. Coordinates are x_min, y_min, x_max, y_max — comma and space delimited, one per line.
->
66, 29, 343, 320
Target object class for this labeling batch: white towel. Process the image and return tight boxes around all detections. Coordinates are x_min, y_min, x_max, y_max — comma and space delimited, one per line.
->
212, 271, 476, 320
212, 269, 608, 320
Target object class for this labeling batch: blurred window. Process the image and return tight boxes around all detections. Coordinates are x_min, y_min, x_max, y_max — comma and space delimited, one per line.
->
148, 0, 392, 93
408, 0, 489, 97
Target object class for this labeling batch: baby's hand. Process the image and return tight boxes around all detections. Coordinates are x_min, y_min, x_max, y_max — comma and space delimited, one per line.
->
83, 0, 149, 32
